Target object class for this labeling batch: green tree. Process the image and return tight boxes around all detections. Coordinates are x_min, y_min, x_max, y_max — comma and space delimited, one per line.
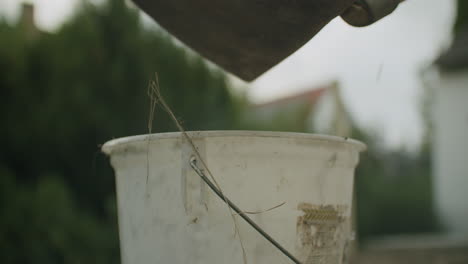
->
352, 128, 437, 241
455, 0, 468, 31
0, 0, 242, 262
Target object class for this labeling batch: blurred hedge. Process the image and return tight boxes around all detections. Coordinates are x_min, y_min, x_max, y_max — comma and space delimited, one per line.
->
0, 0, 240, 262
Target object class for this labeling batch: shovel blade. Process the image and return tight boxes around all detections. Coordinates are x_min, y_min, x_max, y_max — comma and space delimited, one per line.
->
133, 0, 356, 81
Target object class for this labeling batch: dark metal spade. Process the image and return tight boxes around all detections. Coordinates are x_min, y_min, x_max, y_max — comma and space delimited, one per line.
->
133, 0, 403, 81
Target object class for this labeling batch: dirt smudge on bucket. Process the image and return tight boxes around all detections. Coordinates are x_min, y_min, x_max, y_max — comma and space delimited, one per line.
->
296, 202, 348, 264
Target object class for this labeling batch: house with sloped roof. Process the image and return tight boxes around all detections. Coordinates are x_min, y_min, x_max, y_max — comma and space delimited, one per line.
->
250, 81, 352, 137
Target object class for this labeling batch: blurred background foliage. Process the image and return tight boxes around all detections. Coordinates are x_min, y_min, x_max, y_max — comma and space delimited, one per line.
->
455, 0, 468, 31
0, 0, 438, 262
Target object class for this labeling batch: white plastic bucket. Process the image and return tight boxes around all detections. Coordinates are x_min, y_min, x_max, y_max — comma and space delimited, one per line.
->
102, 131, 365, 264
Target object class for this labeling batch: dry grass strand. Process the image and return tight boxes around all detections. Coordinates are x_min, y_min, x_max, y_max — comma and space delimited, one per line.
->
147, 73, 248, 263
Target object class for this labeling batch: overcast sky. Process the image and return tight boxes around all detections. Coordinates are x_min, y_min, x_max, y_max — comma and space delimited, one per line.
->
1, 0, 457, 149
249, 0, 456, 149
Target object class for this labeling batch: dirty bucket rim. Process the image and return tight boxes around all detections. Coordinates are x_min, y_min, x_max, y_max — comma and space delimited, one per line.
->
102, 130, 366, 155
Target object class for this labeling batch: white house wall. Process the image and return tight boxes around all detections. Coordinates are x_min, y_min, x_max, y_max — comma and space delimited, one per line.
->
433, 70, 468, 235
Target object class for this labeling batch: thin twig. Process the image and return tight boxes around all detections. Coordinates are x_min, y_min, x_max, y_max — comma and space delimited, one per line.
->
231, 202, 286, 216
147, 79, 159, 186
148, 73, 248, 263
148, 73, 299, 263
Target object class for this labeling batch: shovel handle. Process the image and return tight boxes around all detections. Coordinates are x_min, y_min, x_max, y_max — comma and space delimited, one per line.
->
341, 0, 404, 27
